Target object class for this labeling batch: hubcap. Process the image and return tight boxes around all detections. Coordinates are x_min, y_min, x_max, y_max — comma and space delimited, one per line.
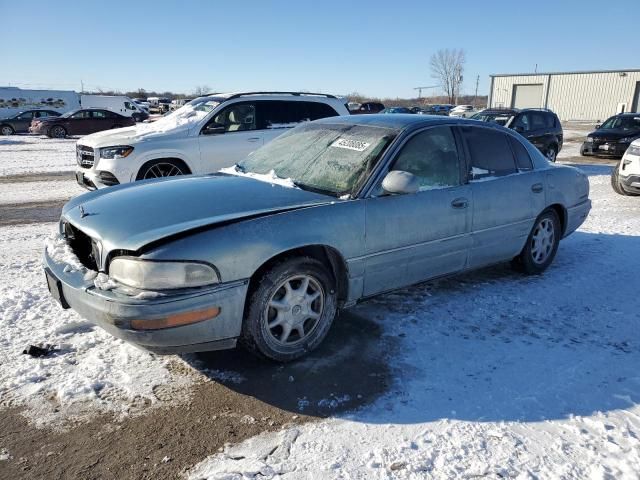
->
1, 126, 11, 135
143, 163, 184, 179
531, 218, 555, 264
264, 274, 324, 346
53, 127, 64, 137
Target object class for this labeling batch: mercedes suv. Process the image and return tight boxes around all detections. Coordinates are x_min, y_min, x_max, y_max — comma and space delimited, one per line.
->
74, 92, 349, 190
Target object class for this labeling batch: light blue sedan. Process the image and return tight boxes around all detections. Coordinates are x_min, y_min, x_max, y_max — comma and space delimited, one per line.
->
44, 115, 591, 361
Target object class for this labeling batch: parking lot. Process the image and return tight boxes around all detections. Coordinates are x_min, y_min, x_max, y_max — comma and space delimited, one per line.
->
1, 124, 639, 478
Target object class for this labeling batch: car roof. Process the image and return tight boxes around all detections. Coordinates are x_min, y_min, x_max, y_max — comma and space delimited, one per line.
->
314, 113, 492, 131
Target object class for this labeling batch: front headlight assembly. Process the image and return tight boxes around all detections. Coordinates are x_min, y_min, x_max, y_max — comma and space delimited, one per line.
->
586, 137, 594, 143
109, 257, 219, 290
100, 146, 134, 159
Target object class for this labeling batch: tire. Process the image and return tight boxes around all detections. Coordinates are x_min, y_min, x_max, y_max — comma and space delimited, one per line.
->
545, 145, 558, 162
240, 257, 338, 362
512, 209, 561, 275
611, 166, 638, 196
0, 125, 14, 136
48, 125, 66, 138
135, 159, 188, 180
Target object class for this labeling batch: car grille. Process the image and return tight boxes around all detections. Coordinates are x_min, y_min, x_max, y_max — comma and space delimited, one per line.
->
76, 145, 95, 168
62, 222, 98, 271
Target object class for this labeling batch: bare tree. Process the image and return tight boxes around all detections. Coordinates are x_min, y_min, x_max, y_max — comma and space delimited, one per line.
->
193, 85, 212, 97
429, 49, 465, 104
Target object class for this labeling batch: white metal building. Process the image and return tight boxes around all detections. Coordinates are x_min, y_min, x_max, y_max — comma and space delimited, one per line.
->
488, 69, 640, 121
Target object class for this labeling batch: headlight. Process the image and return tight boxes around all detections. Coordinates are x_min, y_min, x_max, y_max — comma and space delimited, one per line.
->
100, 146, 134, 159
109, 257, 219, 290
586, 137, 593, 143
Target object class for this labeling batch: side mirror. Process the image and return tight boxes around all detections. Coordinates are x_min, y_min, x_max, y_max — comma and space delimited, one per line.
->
203, 124, 225, 135
595, 124, 601, 129
513, 125, 524, 133
381, 170, 419, 195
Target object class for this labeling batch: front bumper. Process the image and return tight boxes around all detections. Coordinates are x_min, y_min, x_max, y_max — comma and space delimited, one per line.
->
619, 174, 640, 194
75, 148, 136, 190
582, 141, 629, 156
43, 246, 249, 354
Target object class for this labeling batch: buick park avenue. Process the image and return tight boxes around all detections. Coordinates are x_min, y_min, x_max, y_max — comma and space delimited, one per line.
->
44, 115, 591, 361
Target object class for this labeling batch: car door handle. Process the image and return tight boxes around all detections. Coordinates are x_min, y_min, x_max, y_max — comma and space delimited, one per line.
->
247, 137, 260, 142
451, 198, 469, 209
531, 183, 544, 193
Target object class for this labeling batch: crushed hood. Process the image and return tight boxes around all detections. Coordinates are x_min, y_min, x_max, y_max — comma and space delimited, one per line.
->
62, 174, 334, 255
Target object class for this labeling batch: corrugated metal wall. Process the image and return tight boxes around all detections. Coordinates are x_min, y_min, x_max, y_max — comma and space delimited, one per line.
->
489, 71, 640, 121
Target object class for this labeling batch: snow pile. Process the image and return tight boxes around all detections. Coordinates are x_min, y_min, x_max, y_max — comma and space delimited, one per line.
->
45, 230, 86, 272
219, 166, 298, 189
135, 103, 213, 137
189, 167, 640, 478
0, 223, 194, 428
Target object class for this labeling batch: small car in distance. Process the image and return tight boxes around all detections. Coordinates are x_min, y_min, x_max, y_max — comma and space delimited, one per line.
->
0, 109, 61, 135
581, 113, 640, 158
471, 108, 563, 162
611, 139, 640, 196
449, 105, 479, 118
30, 108, 136, 138
44, 114, 591, 362
380, 107, 413, 114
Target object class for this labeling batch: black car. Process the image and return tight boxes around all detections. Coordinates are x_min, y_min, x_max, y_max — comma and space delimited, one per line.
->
581, 113, 640, 157
0, 109, 61, 135
471, 108, 563, 162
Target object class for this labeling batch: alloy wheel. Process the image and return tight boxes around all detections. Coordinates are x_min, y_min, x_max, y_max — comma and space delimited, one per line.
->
142, 163, 184, 179
530, 218, 555, 264
1, 126, 13, 136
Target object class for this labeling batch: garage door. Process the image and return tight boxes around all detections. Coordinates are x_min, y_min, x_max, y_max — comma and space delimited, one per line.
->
511, 84, 543, 109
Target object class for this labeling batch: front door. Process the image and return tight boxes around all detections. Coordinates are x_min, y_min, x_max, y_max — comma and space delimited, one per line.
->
198, 101, 263, 173
363, 126, 472, 296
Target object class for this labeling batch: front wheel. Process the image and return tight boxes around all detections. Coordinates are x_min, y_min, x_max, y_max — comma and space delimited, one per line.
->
136, 160, 187, 180
0, 125, 14, 136
240, 257, 338, 362
545, 145, 557, 162
611, 166, 637, 196
512, 209, 560, 274
49, 126, 66, 138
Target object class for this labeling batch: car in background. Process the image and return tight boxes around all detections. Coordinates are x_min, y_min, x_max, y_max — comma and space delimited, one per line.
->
611, 139, 640, 196
74, 92, 349, 189
0, 109, 61, 135
380, 107, 413, 114
449, 105, 479, 118
44, 114, 591, 361
30, 108, 136, 138
350, 102, 385, 115
471, 108, 563, 162
581, 113, 640, 158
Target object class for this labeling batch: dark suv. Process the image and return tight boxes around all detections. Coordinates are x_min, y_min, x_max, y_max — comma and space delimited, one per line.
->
471, 108, 563, 161
581, 113, 640, 157
0, 109, 61, 135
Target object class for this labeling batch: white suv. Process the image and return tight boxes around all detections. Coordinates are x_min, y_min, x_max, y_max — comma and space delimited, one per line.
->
74, 92, 349, 189
611, 139, 640, 196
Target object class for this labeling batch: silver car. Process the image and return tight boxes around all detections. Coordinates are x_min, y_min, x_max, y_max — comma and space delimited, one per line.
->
44, 115, 591, 361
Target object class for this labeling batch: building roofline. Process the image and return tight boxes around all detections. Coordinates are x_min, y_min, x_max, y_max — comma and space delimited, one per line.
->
490, 68, 640, 77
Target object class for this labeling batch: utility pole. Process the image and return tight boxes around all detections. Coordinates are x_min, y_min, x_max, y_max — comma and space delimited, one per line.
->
473, 75, 479, 107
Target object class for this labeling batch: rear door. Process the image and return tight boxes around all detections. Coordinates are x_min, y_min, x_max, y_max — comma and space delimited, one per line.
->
13, 111, 34, 132
363, 126, 472, 295
67, 110, 91, 135
197, 101, 262, 173
461, 125, 545, 268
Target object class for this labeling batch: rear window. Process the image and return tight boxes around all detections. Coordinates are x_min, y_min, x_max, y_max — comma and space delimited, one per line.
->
463, 127, 517, 179
509, 136, 533, 170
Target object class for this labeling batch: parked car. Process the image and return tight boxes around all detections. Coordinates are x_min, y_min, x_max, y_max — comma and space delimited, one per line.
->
611, 139, 640, 196
380, 107, 413, 114
471, 108, 563, 161
350, 102, 385, 115
74, 92, 349, 190
0, 109, 61, 135
581, 113, 640, 158
44, 115, 591, 361
29, 108, 136, 138
449, 105, 479, 118
80, 95, 149, 122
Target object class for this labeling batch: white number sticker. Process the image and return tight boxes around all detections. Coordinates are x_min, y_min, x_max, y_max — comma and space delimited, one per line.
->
330, 138, 371, 152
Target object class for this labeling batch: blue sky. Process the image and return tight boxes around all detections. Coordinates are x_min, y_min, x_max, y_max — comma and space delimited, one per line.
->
2, 0, 638, 98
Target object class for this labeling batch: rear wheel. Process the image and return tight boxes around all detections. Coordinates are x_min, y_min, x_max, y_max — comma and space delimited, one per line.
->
545, 145, 557, 162
240, 257, 338, 362
136, 159, 188, 180
0, 125, 14, 136
49, 125, 66, 138
512, 209, 560, 274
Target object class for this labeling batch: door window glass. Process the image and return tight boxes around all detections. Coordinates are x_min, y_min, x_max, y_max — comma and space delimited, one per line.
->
512, 113, 531, 131
305, 102, 339, 120
463, 127, 517, 179
509, 136, 533, 171
391, 127, 460, 190
91, 110, 108, 118
71, 110, 90, 119
16, 112, 34, 120
209, 103, 256, 132
530, 112, 548, 129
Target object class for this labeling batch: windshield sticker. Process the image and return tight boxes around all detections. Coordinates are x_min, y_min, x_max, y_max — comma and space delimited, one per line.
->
330, 138, 371, 152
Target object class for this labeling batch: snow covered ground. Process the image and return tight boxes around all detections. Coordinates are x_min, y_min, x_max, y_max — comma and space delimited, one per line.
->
0, 135, 76, 177
188, 168, 640, 479
0, 180, 85, 205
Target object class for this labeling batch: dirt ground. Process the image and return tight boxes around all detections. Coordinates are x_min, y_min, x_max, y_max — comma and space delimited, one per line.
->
0, 311, 394, 479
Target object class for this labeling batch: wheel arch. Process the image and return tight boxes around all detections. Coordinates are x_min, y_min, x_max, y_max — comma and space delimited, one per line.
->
135, 157, 192, 180
546, 203, 567, 236
246, 244, 350, 309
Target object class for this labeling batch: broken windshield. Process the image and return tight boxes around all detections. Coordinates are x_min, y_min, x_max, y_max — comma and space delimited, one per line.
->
237, 123, 397, 197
